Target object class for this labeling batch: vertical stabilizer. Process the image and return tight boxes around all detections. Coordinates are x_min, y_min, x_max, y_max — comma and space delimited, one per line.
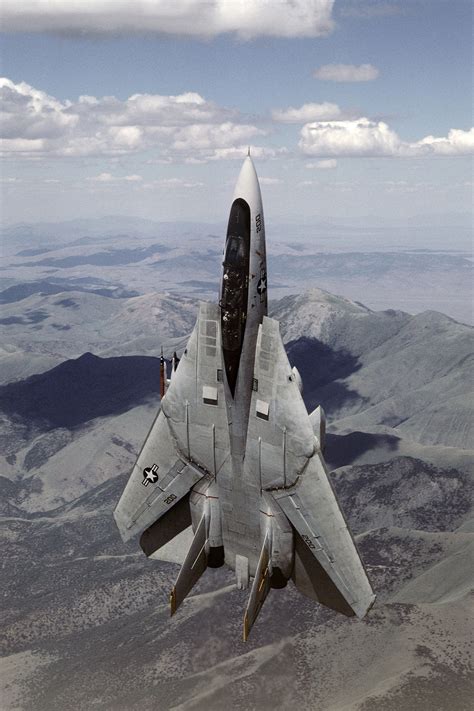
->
170, 513, 208, 615
160, 347, 167, 399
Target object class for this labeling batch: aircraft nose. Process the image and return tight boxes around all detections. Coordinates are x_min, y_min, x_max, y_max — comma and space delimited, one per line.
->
232, 155, 262, 206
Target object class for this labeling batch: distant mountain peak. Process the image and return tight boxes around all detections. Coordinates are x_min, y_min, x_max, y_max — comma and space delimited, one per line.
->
304, 287, 372, 312
412, 309, 466, 327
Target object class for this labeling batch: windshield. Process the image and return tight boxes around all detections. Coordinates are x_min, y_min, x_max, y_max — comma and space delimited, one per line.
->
221, 198, 251, 394
224, 234, 246, 267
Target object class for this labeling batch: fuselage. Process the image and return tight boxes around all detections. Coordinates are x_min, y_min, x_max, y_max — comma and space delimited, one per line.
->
216, 156, 269, 575
221, 156, 267, 443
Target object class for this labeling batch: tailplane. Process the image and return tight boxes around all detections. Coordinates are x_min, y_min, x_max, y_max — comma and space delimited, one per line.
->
243, 531, 272, 641
170, 513, 208, 615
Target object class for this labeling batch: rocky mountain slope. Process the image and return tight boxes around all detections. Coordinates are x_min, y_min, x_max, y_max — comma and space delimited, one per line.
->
0, 288, 472, 710
0, 290, 198, 382
276, 291, 473, 449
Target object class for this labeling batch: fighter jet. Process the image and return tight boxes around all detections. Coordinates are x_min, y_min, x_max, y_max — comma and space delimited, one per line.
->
114, 155, 375, 639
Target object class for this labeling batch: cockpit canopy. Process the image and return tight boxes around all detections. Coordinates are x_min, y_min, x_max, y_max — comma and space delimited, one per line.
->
224, 234, 246, 267
221, 198, 251, 393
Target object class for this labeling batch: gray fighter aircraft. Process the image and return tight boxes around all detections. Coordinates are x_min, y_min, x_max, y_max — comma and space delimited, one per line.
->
114, 155, 375, 639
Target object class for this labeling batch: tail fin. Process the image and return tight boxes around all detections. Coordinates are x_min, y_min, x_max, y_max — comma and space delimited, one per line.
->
160, 347, 167, 399
243, 530, 272, 641
166, 352, 181, 388
170, 513, 208, 615
172, 351, 180, 372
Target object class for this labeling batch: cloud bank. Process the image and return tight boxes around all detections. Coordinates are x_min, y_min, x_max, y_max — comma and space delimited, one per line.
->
417, 129, 474, 156
1, 0, 335, 39
299, 118, 474, 157
2, 79, 472, 164
313, 63, 379, 81
0, 77, 264, 160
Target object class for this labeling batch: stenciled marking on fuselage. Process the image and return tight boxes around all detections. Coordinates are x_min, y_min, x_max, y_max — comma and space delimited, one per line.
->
301, 534, 316, 550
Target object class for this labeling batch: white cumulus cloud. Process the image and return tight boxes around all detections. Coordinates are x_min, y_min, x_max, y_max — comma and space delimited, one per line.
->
0, 77, 77, 144
300, 118, 399, 156
171, 122, 264, 152
299, 118, 474, 157
0, 77, 268, 161
272, 102, 342, 123
1, 0, 335, 39
313, 63, 379, 82
417, 128, 474, 155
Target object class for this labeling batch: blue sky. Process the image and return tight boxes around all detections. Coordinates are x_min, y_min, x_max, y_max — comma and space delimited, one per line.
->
1, 0, 472, 226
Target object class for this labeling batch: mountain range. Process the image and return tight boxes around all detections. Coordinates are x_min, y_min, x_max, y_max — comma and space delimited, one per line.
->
0, 287, 472, 710
1, 215, 472, 324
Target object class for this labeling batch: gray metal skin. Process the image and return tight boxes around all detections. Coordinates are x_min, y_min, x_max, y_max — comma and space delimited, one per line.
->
114, 156, 375, 640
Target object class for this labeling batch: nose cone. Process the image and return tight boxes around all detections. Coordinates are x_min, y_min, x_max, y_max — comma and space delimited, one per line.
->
233, 156, 262, 207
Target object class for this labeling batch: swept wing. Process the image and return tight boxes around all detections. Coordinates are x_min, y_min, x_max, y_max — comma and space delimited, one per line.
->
114, 303, 231, 548
247, 317, 375, 619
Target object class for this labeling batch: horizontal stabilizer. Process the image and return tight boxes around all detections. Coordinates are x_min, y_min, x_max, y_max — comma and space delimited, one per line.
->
243, 531, 272, 641
170, 513, 208, 616
140, 494, 192, 557
270, 451, 375, 619
292, 530, 353, 616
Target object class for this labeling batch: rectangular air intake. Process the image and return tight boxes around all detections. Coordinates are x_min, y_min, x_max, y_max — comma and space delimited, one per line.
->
256, 399, 269, 420
203, 386, 218, 405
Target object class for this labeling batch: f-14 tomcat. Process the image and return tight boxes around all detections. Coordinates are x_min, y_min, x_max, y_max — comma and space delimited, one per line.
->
114, 155, 375, 639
